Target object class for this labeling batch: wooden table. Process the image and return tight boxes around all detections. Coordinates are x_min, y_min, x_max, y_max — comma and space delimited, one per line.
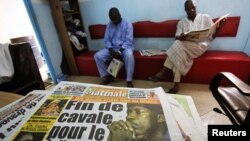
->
0, 91, 23, 108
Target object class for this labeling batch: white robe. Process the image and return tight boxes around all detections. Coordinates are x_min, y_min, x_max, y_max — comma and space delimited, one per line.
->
166, 13, 214, 75
0, 43, 14, 84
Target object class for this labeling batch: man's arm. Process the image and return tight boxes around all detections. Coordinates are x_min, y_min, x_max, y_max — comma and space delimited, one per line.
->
104, 23, 113, 49
212, 18, 227, 39
120, 22, 133, 51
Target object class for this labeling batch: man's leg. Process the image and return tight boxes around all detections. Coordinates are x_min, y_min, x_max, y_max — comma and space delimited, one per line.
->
94, 49, 114, 84
148, 67, 167, 82
148, 57, 172, 82
122, 49, 135, 87
169, 69, 181, 93
164, 58, 181, 93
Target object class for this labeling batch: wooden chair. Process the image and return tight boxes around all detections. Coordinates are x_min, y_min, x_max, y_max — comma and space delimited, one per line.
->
209, 72, 250, 125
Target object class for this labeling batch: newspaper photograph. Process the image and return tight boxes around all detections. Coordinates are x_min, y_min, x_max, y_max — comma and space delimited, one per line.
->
0, 90, 50, 141
9, 81, 186, 141
52, 82, 89, 95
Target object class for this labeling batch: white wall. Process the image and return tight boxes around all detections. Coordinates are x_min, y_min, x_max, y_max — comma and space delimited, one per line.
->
0, 0, 35, 43
78, 0, 250, 54
27, 0, 250, 81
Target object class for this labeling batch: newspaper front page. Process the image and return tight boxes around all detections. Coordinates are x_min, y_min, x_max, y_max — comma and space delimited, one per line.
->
9, 81, 188, 141
0, 90, 50, 141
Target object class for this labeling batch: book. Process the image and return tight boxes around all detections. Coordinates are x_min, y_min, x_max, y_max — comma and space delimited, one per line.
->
184, 13, 230, 42
107, 58, 124, 77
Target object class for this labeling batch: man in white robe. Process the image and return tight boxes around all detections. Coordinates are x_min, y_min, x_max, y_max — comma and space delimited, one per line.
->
148, 0, 226, 93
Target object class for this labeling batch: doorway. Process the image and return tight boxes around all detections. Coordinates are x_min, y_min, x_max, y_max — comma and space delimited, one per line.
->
0, 0, 55, 87
23, 0, 57, 86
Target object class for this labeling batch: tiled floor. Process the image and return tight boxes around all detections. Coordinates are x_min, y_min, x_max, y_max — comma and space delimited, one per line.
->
66, 75, 232, 127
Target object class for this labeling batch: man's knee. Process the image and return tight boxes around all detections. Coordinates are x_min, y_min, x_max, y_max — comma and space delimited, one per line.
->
94, 51, 103, 61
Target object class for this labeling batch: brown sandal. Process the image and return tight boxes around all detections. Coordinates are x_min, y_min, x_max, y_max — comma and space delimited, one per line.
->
148, 75, 162, 82
100, 75, 114, 85
167, 87, 179, 94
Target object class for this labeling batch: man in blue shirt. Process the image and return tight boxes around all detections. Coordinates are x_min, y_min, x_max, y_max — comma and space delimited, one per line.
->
94, 7, 135, 87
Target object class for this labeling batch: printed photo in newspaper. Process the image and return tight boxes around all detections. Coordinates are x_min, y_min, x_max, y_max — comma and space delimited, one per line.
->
52, 82, 88, 95
9, 95, 71, 141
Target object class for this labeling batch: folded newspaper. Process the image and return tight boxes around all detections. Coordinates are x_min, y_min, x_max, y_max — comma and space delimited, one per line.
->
139, 49, 167, 56
2, 81, 207, 141
0, 90, 50, 141
184, 13, 230, 42
107, 58, 124, 77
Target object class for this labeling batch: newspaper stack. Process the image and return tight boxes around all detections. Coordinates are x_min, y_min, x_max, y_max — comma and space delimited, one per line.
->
1, 81, 207, 141
139, 49, 167, 56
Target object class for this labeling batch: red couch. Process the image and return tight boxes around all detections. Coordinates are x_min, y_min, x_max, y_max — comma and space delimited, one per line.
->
76, 16, 250, 84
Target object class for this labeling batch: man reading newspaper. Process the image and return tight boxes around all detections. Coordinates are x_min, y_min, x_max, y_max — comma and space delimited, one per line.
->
148, 0, 227, 94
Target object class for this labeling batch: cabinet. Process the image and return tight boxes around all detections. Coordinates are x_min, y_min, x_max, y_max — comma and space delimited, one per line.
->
49, 0, 88, 75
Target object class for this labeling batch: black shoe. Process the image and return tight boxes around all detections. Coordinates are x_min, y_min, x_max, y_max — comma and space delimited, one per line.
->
100, 75, 114, 85
127, 81, 134, 88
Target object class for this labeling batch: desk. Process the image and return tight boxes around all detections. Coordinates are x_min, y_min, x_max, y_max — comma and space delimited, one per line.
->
0, 91, 23, 108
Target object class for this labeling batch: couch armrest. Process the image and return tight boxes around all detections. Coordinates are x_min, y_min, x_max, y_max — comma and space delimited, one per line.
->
209, 72, 250, 96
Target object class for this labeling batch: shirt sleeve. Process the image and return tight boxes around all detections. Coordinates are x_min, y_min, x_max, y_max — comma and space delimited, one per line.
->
175, 20, 183, 37
121, 22, 133, 49
104, 23, 113, 49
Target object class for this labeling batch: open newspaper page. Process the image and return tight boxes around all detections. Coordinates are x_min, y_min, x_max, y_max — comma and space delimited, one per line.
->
139, 49, 167, 56
166, 94, 207, 141
184, 13, 230, 42
9, 81, 185, 141
0, 90, 50, 141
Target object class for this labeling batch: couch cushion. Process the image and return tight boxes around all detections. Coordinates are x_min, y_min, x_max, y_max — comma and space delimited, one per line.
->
75, 50, 250, 84
133, 20, 178, 37
89, 24, 106, 39
185, 51, 250, 84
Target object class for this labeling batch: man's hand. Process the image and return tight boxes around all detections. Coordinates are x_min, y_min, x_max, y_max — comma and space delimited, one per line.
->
107, 120, 134, 141
109, 48, 122, 60
213, 17, 227, 39
113, 51, 122, 59
176, 33, 187, 41
217, 17, 227, 29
